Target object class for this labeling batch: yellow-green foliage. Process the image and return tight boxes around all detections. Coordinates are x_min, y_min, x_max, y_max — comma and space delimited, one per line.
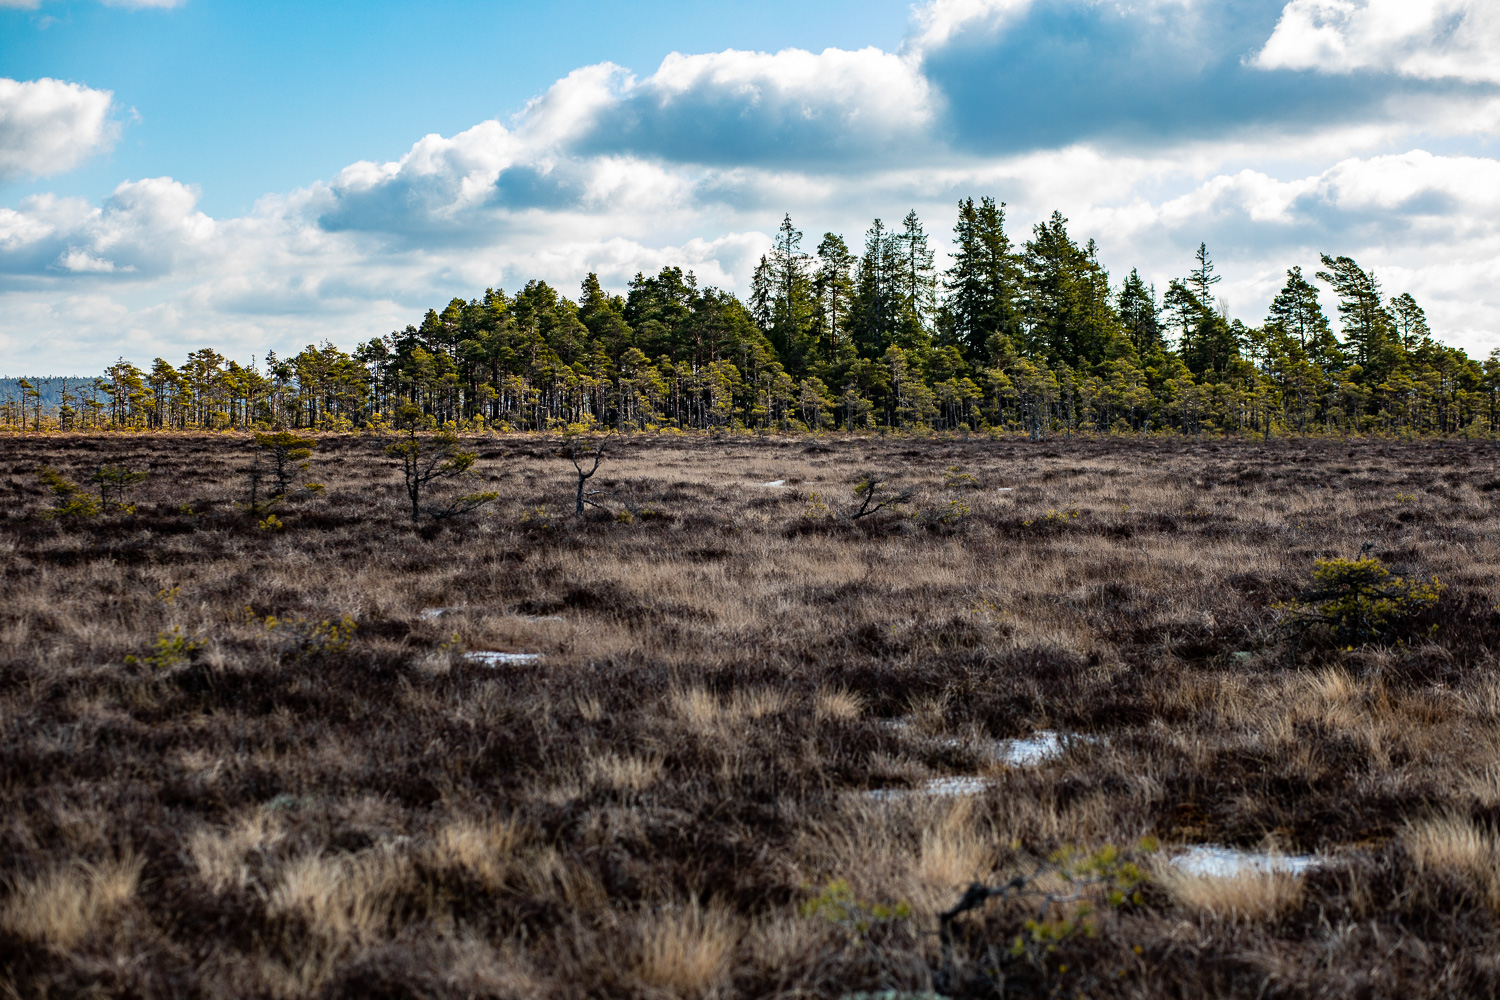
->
1008, 844, 1148, 962
126, 627, 204, 670
800, 879, 911, 935
1297, 556, 1444, 645
803, 492, 831, 520
253, 430, 316, 498
37, 465, 100, 518
256, 513, 284, 532
91, 464, 148, 513
1021, 508, 1080, 530
944, 466, 979, 488
939, 498, 971, 524
264, 614, 357, 661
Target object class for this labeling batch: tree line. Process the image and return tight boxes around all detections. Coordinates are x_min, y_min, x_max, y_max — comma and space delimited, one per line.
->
5, 200, 1497, 437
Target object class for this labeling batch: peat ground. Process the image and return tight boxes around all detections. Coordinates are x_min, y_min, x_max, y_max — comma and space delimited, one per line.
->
3, 431, 1500, 998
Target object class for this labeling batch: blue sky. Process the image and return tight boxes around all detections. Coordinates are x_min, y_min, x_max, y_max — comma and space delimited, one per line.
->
3, 0, 1500, 370
1, 0, 912, 215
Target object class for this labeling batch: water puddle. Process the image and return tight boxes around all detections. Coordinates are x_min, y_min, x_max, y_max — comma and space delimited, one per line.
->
879, 719, 1084, 766
464, 651, 543, 666
865, 776, 994, 801
1169, 845, 1320, 877
863, 727, 1089, 802
992, 730, 1075, 765
422, 608, 563, 623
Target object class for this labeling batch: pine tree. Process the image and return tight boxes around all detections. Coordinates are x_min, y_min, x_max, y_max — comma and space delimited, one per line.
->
850, 219, 899, 358
1188, 243, 1221, 304
1021, 212, 1116, 367
1389, 292, 1431, 350
1318, 254, 1395, 378
1165, 245, 1238, 377
766, 214, 817, 372
1266, 266, 1342, 370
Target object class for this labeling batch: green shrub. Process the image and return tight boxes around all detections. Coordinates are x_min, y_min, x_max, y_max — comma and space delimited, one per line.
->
91, 464, 148, 513
263, 614, 356, 661
1292, 556, 1444, 646
125, 627, 203, 669
800, 879, 911, 935
37, 465, 99, 519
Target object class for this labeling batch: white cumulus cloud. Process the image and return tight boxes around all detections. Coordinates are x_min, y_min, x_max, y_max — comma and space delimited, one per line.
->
0, 77, 117, 181
1255, 0, 1500, 85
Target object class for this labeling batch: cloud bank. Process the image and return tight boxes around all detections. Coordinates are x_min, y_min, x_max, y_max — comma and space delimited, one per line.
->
3, 0, 1500, 370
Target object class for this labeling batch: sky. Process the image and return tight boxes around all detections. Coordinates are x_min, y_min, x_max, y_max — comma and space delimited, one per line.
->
2, 0, 1500, 372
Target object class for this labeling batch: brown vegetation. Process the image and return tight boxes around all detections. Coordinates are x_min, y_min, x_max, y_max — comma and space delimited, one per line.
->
3, 431, 1500, 997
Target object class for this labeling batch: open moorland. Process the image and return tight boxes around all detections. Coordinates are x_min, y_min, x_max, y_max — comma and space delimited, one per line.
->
5, 432, 1500, 999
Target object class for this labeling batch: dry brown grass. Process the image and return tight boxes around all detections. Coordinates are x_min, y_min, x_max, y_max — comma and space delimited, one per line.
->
1403, 813, 1500, 910
814, 685, 866, 721
1, 854, 141, 947
429, 816, 524, 889
4, 432, 1500, 997
1157, 864, 1305, 923
266, 848, 413, 947
636, 901, 740, 997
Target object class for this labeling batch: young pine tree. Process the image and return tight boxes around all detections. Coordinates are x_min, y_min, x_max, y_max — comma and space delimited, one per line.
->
385, 404, 495, 523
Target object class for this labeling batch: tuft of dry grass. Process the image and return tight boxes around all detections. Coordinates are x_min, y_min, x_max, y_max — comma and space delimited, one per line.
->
266, 848, 412, 947
814, 685, 866, 721
1403, 813, 1500, 910
586, 751, 664, 791
669, 685, 789, 731
916, 801, 992, 894
636, 900, 739, 997
1157, 864, 1304, 923
187, 811, 283, 894
1, 854, 142, 947
429, 816, 523, 889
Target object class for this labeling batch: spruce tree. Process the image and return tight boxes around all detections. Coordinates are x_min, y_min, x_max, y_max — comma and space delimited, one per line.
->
813, 233, 855, 365
850, 219, 898, 358
893, 210, 936, 356
1117, 269, 1162, 360
945, 197, 1020, 365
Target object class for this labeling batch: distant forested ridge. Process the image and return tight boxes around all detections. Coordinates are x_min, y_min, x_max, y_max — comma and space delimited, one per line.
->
5, 202, 1495, 436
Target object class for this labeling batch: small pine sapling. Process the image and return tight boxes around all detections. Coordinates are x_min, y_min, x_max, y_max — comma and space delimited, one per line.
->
1286, 552, 1444, 646
385, 404, 497, 523
252, 431, 317, 500
37, 465, 100, 519
91, 464, 148, 513
848, 474, 914, 520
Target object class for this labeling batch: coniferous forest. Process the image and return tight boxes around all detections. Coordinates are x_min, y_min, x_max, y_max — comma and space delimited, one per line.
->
3, 201, 1492, 436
